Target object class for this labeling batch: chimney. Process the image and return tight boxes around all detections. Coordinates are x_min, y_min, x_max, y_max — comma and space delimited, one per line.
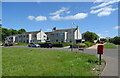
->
76, 26, 78, 29
52, 27, 56, 31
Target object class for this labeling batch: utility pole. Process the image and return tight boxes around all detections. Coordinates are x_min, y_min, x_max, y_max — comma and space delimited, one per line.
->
40, 29, 41, 42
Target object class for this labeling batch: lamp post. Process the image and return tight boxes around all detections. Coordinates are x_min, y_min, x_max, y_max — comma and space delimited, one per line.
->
71, 23, 76, 51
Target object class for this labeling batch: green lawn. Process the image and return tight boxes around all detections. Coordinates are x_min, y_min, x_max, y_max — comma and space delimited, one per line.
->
3, 47, 100, 76
104, 43, 117, 49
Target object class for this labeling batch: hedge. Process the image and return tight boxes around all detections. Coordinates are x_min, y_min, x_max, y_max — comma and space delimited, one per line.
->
84, 41, 96, 47
36, 42, 71, 47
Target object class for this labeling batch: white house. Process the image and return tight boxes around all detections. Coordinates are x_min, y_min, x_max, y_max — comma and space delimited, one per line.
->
5, 35, 16, 43
5, 30, 47, 43
45, 26, 82, 43
5, 26, 82, 43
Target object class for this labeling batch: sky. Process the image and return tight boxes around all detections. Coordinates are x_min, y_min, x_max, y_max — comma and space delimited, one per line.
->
2, 0, 119, 38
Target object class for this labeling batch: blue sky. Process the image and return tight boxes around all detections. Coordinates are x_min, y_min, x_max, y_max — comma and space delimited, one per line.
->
2, 1, 119, 38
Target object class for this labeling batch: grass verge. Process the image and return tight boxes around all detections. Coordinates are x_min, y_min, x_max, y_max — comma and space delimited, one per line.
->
104, 43, 117, 49
3, 47, 102, 76
14, 43, 28, 46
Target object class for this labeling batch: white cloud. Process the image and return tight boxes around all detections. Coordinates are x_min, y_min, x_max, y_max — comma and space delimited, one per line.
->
35, 16, 47, 21
104, 31, 109, 32
28, 16, 35, 20
114, 26, 120, 29
50, 7, 69, 15
91, 0, 120, 9
97, 34, 105, 38
50, 7, 88, 20
90, 0, 118, 17
94, 0, 106, 3
97, 6, 117, 16
28, 16, 47, 21
46, 28, 52, 31
94, 0, 110, 3
66, 11, 70, 14
97, 33, 109, 38
90, 8, 104, 14
50, 13, 88, 20
98, 11, 111, 16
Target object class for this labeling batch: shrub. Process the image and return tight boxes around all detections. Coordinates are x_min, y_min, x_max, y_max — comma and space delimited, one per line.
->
109, 36, 120, 45
36, 42, 45, 45
62, 43, 72, 47
36, 42, 72, 47
84, 42, 96, 47
75, 43, 86, 46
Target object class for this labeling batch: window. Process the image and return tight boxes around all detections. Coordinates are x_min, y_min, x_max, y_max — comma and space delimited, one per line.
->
56, 33, 58, 36
35, 35, 36, 37
56, 40, 58, 42
51, 34, 54, 35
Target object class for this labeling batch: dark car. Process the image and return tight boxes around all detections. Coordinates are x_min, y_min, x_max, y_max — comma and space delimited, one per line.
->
40, 43, 52, 48
70, 45, 85, 48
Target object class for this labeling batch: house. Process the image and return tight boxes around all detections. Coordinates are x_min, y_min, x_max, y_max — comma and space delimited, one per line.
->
45, 26, 82, 43
5, 30, 47, 43
5, 35, 16, 43
5, 26, 82, 43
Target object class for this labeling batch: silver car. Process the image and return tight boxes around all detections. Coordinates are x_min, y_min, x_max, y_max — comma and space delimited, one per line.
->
28, 43, 40, 47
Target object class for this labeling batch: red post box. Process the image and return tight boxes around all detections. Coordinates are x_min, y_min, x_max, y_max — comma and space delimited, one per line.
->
97, 45, 104, 54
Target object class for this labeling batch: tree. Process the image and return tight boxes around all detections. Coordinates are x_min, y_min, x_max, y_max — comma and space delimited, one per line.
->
1, 28, 26, 42
18, 29, 26, 34
9, 29, 18, 35
1, 28, 11, 41
83, 31, 99, 42
100, 38, 108, 42
109, 36, 120, 45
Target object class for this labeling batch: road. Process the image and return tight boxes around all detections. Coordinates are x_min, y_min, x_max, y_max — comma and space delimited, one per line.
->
2, 45, 119, 76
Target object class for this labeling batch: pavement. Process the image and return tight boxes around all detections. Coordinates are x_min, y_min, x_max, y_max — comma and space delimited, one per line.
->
2, 44, 119, 76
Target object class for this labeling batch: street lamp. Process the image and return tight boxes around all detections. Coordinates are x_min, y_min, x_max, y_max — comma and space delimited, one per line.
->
71, 23, 76, 51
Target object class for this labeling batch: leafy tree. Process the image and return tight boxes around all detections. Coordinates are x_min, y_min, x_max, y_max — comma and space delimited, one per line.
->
83, 31, 99, 42
1, 28, 26, 42
9, 29, 18, 35
1, 28, 11, 41
109, 36, 120, 45
100, 38, 108, 42
18, 29, 26, 34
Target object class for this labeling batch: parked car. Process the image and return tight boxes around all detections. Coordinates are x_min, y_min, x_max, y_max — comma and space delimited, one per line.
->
40, 43, 52, 48
3, 42, 14, 46
28, 43, 40, 47
70, 45, 85, 48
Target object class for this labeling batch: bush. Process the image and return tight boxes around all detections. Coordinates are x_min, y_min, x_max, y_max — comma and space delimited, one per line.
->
36, 42, 72, 47
84, 42, 96, 47
75, 43, 86, 46
62, 43, 72, 47
36, 42, 45, 45
109, 36, 120, 45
